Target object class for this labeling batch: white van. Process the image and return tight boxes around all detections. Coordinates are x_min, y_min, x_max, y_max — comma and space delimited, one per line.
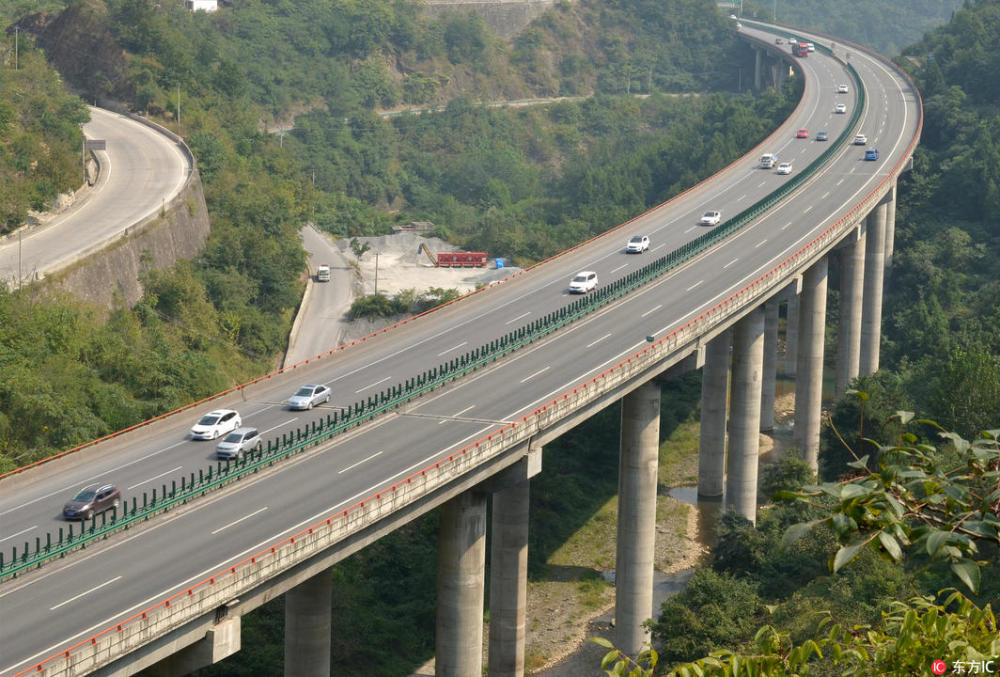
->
315, 264, 331, 282
760, 153, 778, 169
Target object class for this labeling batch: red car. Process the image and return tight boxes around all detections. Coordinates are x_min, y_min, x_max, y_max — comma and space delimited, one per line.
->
796, 128, 809, 139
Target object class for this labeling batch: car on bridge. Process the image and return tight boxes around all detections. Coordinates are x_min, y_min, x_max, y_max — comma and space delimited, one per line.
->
191, 409, 242, 440
287, 384, 332, 410
796, 128, 809, 138
835, 103, 847, 114
216, 427, 263, 459
776, 162, 793, 175
853, 133, 868, 145
62, 483, 120, 521
569, 271, 599, 294
864, 148, 879, 161
816, 131, 829, 141
699, 211, 722, 226
837, 83, 849, 93
626, 235, 650, 253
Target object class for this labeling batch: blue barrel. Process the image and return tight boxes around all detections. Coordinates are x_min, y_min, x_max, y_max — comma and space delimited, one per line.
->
495, 258, 504, 269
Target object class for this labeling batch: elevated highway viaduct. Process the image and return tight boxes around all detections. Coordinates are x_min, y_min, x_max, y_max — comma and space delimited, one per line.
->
0, 21, 920, 677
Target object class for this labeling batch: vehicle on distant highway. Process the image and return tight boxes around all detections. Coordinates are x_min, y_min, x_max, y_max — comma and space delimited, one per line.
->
568, 271, 598, 294
837, 84, 849, 93
62, 483, 120, 520
191, 409, 242, 440
776, 162, 793, 175
760, 153, 779, 169
853, 133, 868, 145
216, 427, 262, 459
626, 235, 650, 253
816, 131, 829, 141
864, 148, 879, 161
699, 211, 722, 226
287, 384, 332, 410
796, 128, 809, 138
835, 103, 847, 114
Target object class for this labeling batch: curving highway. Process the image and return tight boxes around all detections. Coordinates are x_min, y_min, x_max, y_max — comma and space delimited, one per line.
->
0, 24, 920, 676
0, 108, 190, 286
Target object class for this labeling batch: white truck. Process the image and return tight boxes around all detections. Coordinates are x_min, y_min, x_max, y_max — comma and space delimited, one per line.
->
760, 153, 779, 169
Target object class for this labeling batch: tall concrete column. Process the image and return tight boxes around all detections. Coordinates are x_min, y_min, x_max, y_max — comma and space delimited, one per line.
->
436, 491, 487, 677
698, 329, 731, 497
794, 257, 829, 470
726, 307, 765, 523
760, 301, 779, 432
884, 182, 897, 267
285, 568, 333, 677
754, 46, 763, 90
836, 229, 866, 397
615, 380, 661, 657
488, 478, 530, 677
784, 292, 799, 377
861, 203, 888, 375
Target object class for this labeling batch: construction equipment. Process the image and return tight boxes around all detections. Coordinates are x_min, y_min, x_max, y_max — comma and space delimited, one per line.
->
417, 244, 489, 268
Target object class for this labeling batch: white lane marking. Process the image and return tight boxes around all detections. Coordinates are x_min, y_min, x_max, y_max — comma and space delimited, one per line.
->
651, 243, 666, 251
356, 377, 391, 393
520, 366, 550, 384
128, 466, 183, 491
803, 205, 814, 214
781, 221, 792, 230
338, 451, 383, 474
640, 304, 663, 319
586, 333, 612, 348
686, 281, 703, 292
50, 576, 122, 611
723, 258, 738, 269
684, 226, 697, 233
437, 342, 468, 356
610, 263, 629, 273
0, 440, 189, 518
757, 181, 767, 187
211, 507, 268, 535
0, 525, 37, 543
822, 191, 830, 199
263, 420, 295, 435
439, 405, 476, 424
755, 239, 767, 248
737, 194, 747, 201
505, 312, 530, 325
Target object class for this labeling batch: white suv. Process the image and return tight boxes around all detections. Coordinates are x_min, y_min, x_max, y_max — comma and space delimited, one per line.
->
853, 133, 868, 145
569, 271, 598, 294
699, 211, 722, 226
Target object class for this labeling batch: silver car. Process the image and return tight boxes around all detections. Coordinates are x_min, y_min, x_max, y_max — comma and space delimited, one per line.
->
287, 384, 331, 410
216, 427, 262, 459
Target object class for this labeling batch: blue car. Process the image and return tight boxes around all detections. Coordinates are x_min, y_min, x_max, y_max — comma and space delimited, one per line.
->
864, 148, 879, 161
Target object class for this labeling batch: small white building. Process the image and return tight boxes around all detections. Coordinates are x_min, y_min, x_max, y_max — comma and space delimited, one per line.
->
186, 0, 218, 12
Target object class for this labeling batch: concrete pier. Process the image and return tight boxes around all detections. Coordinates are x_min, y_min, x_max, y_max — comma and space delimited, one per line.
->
488, 478, 530, 677
861, 204, 888, 374
726, 307, 765, 522
884, 182, 897, 267
436, 491, 487, 677
794, 257, 829, 470
836, 229, 866, 397
615, 380, 661, 656
760, 301, 779, 432
285, 569, 333, 677
784, 292, 799, 377
698, 329, 731, 497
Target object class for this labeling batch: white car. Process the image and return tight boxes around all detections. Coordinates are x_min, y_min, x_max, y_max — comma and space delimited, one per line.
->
191, 409, 242, 440
626, 235, 650, 253
699, 211, 722, 226
776, 162, 792, 175
853, 133, 868, 145
287, 384, 332, 410
569, 271, 598, 294
834, 103, 847, 114
837, 84, 849, 93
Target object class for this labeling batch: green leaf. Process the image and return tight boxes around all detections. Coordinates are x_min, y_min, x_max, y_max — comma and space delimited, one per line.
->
591, 636, 614, 649
926, 529, 950, 557
878, 531, 903, 561
840, 483, 872, 499
895, 410, 914, 424
951, 559, 981, 594
832, 540, 865, 573
782, 521, 817, 548
846, 455, 870, 470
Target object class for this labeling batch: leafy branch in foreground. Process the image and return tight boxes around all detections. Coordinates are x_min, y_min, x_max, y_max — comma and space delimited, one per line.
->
589, 637, 657, 676
780, 404, 1000, 594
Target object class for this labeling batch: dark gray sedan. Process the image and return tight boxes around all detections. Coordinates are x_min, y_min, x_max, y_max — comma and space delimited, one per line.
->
63, 483, 120, 520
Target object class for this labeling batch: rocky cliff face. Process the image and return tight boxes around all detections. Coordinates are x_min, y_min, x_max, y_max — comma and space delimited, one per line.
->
424, 0, 557, 38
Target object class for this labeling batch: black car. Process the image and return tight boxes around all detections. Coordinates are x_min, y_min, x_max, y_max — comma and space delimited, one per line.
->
63, 483, 121, 520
